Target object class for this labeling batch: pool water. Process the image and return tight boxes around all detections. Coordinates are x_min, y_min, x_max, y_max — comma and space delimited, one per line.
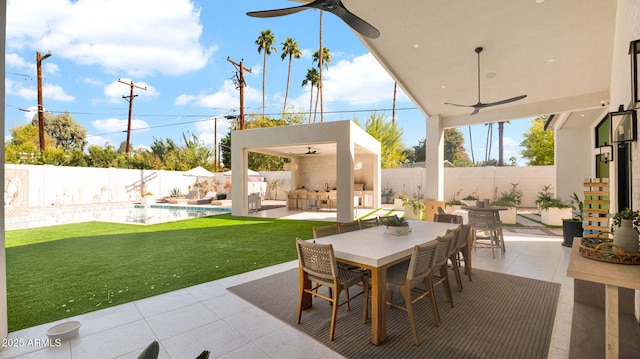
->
5, 204, 231, 230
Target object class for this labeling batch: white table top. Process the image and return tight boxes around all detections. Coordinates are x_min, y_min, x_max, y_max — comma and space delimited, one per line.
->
312, 220, 459, 268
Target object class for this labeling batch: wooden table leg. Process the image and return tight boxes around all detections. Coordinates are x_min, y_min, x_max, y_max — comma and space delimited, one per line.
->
370, 267, 387, 345
605, 284, 619, 359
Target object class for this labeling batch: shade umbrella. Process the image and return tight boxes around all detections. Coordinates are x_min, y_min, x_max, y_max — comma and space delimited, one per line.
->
223, 169, 261, 176
183, 166, 215, 177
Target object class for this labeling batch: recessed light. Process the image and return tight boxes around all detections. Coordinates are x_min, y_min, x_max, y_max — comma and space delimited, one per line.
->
441, 85, 447, 89
547, 58, 556, 63
413, 43, 420, 49
536, 0, 544, 3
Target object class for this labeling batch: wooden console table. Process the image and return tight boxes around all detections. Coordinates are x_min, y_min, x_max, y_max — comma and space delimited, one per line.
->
566, 240, 640, 359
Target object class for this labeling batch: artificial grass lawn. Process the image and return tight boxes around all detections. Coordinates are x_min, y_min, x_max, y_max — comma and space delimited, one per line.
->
5, 214, 329, 332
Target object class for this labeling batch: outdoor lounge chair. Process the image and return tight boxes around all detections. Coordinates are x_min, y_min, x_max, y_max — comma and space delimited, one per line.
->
187, 191, 217, 205
168, 190, 198, 204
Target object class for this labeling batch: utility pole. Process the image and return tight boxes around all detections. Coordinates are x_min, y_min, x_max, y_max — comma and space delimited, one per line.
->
118, 79, 147, 153
36, 51, 52, 151
227, 57, 251, 130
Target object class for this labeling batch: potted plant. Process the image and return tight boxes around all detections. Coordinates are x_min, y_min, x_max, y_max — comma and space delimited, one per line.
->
402, 196, 425, 220
381, 184, 395, 204
562, 193, 584, 247
384, 215, 411, 235
535, 185, 571, 226
490, 183, 522, 224
461, 193, 478, 207
612, 208, 640, 253
445, 189, 464, 213
141, 192, 156, 205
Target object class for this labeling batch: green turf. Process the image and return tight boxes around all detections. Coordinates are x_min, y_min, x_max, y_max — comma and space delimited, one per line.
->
5, 214, 330, 331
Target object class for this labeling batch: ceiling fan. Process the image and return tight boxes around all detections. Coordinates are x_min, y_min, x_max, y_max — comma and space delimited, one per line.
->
247, 0, 380, 39
303, 147, 318, 155
445, 47, 527, 116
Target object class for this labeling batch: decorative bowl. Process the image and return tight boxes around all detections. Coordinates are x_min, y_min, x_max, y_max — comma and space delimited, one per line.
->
385, 225, 411, 236
46, 321, 81, 341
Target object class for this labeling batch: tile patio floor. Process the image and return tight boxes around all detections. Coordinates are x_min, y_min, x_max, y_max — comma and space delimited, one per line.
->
2, 205, 573, 359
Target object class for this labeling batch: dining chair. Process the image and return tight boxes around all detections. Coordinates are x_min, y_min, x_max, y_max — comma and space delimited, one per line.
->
359, 217, 380, 229
434, 213, 463, 224
295, 238, 369, 341
430, 232, 456, 325
452, 224, 473, 284
313, 224, 340, 238
338, 220, 361, 233
468, 210, 505, 258
287, 190, 298, 210
445, 225, 465, 291
377, 241, 440, 345
297, 190, 309, 211
327, 190, 338, 211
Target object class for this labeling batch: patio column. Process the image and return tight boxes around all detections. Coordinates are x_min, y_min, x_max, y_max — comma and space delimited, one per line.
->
1, 0, 7, 343
231, 144, 249, 216
424, 115, 444, 201
336, 139, 355, 222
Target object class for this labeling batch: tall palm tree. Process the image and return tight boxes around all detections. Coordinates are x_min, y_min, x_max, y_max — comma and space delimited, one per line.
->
302, 68, 319, 123
312, 46, 331, 122
280, 37, 302, 117
255, 29, 277, 119
468, 126, 475, 164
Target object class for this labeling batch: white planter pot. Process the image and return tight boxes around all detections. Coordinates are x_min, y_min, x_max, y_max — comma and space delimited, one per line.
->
141, 196, 156, 205
394, 198, 404, 210
403, 204, 423, 220
500, 207, 517, 224
445, 205, 463, 214
461, 200, 477, 207
541, 207, 572, 226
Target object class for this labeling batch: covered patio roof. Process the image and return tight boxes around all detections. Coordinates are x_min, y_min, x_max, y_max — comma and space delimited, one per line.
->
343, 0, 616, 127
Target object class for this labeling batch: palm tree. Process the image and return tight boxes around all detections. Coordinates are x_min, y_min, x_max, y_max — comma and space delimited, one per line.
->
312, 46, 331, 122
255, 29, 277, 119
280, 37, 302, 117
302, 68, 319, 123
468, 126, 475, 164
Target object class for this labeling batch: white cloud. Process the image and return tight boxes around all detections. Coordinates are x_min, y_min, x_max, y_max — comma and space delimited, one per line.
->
7, 0, 216, 77
86, 134, 110, 148
174, 79, 260, 110
44, 83, 74, 102
293, 53, 409, 108
92, 117, 150, 133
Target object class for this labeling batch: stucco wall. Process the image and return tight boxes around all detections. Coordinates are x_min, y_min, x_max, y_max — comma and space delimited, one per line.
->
382, 166, 556, 207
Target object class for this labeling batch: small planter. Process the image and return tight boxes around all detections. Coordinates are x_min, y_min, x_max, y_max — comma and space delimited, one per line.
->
141, 196, 156, 205
461, 200, 477, 207
540, 207, 572, 226
385, 225, 411, 236
446, 205, 463, 214
403, 204, 423, 220
500, 207, 518, 225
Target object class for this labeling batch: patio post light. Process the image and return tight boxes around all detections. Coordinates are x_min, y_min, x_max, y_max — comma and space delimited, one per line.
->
630, 39, 640, 105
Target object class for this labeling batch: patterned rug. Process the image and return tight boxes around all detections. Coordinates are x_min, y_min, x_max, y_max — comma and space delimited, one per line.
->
228, 268, 560, 358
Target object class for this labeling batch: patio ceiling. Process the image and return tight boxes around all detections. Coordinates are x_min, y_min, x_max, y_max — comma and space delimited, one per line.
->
341, 0, 616, 128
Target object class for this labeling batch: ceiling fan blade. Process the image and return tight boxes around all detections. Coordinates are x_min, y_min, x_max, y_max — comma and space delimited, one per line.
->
444, 102, 474, 108
481, 94, 528, 107
246, 0, 321, 18
332, 3, 380, 38
469, 106, 481, 116
248, 0, 380, 39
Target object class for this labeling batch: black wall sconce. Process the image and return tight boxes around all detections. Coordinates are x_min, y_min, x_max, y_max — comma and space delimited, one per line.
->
598, 144, 613, 164
610, 104, 637, 143
631, 39, 640, 105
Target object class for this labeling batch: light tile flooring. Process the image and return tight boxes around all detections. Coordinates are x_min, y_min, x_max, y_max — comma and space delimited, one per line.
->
2, 206, 573, 359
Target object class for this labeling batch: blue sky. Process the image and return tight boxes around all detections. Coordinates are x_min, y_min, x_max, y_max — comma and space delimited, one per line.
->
5, 0, 533, 165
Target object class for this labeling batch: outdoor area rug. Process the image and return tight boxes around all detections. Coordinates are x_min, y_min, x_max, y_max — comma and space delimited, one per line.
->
228, 268, 560, 359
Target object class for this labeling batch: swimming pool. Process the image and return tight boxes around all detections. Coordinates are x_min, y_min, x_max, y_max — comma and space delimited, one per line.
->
5, 204, 232, 230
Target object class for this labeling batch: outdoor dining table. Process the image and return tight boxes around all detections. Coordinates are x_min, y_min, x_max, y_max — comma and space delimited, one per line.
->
309, 220, 459, 345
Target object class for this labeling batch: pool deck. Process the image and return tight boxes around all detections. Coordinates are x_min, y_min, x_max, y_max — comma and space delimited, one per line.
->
2, 202, 573, 358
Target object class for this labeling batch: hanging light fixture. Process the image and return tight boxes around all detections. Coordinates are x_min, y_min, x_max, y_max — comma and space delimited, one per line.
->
610, 104, 637, 143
